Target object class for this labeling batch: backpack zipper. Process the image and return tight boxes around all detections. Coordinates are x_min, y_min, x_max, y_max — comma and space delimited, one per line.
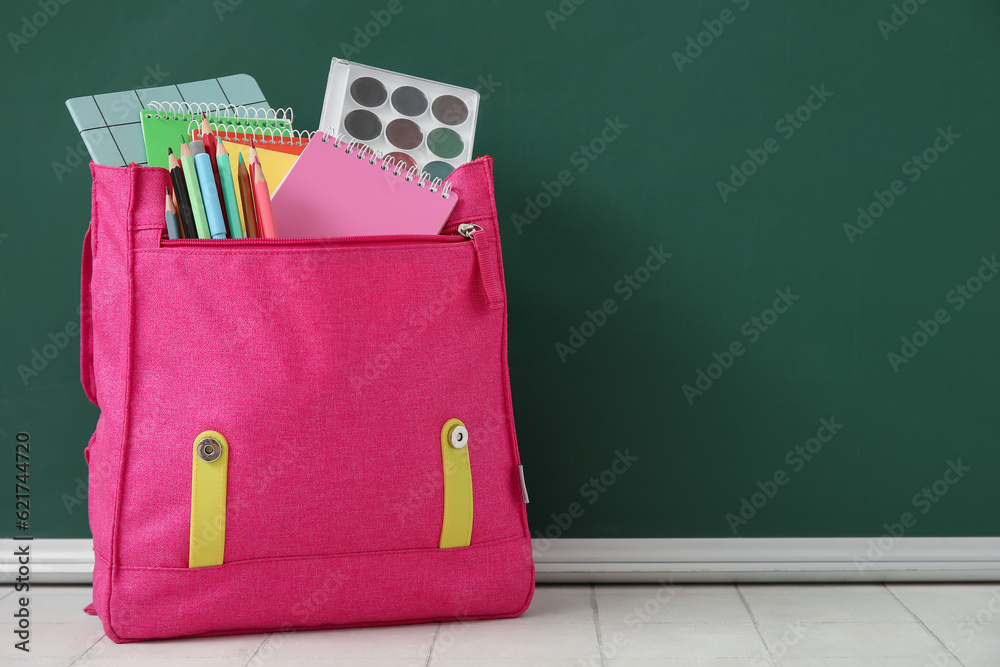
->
160, 232, 468, 248
457, 223, 504, 310
160, 223, 506, 310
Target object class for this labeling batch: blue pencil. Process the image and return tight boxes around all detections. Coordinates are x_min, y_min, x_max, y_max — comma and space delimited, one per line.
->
190, 142, 227, 239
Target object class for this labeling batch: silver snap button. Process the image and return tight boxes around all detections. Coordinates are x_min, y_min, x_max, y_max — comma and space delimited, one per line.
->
449, 425, 469, 449
197, 437, 222, 462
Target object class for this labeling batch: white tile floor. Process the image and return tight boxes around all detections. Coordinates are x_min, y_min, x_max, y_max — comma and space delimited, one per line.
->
3, 583, 999, 666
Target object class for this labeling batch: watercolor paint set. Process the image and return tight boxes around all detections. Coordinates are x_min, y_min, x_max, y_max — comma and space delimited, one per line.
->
318, 58, 480, 181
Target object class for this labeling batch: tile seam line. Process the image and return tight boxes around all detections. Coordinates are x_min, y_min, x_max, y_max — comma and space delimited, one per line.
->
884, 583, 967, 667
736, 583, 778, 663
591, 582, 608, 666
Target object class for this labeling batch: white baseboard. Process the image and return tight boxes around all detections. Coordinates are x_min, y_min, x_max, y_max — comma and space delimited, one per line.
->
2, 538, 998, 584
533, 538, 1000, 582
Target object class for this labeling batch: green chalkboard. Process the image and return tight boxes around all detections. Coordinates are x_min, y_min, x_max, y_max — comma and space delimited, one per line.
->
2, 0, 998, 539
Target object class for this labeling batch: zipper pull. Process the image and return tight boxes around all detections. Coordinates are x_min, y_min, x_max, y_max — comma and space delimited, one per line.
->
456, 223, 505, 310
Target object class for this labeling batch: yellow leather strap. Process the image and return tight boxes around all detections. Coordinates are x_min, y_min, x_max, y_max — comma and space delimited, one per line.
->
439, 418, 473, 548
189, 430, 228, 567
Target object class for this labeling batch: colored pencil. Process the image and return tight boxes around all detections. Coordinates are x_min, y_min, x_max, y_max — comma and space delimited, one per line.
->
216, 140, 244, 239
200, 114, 229, 235
164, 188, 181, 240
250, 146, 262, 227
248, 141, 257, 179
237, 152, 259, 239
253, 160, 277, 238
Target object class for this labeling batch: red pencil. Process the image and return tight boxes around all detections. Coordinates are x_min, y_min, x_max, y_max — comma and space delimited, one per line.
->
253, 160, 277, 238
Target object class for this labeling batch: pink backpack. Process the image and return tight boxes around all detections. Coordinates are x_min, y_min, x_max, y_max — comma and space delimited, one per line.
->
80, 156, 534, 642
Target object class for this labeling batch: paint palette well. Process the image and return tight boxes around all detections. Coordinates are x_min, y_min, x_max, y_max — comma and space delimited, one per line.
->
318, 59, 479, 181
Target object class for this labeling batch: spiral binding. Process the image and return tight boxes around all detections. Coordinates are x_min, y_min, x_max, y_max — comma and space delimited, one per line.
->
317, 130, 453, 199
187, 119, 316, 147
144, 101, 293, 127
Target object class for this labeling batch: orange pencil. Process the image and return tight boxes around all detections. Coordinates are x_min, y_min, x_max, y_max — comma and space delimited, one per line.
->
253, 160, 277, 238
237, 152, 259, 238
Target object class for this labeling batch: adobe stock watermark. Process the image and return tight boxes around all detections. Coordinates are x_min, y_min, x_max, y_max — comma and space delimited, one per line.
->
242, 571, 351, 667
920, 587, 1000, 666
853, 459, 971, 571
843, 126, 959, 244
380, 73, 500, 193
8, 0, 71, 54
392, 405, 509, 528
949, 587, 1000, 657
408, 611, 482, 666
577, 581, 678, 667
555, 245, 672, 363
681, 288, 799, 405
511, 116, 628, 233
878, 0, 932, 41
672, 0, 751, 73
726, 417, 844, 534
53, 65, 169, 183
16, 306, 82, 386
212, 0, 243, 20
886, 254, 998, 373
232, 251, 325, 346
52, 136, 104, 183
716, 84, 834, 201
349, 281, 460, 392
753, 621, 808, 667
337, 0, 409, 58
531, 449, 639, 552
545, 0, 586, 30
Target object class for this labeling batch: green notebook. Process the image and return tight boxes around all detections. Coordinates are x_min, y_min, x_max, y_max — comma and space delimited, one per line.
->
140, 101, 293, 168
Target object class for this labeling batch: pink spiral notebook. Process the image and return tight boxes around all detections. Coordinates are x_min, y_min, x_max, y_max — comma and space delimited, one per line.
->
271, 132, 459, 238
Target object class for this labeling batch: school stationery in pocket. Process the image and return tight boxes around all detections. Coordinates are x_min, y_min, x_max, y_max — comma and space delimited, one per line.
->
79, 156, 532, 642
